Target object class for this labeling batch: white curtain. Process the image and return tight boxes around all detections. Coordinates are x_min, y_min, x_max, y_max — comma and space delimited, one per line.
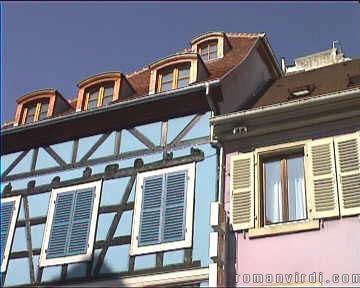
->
288, 176, 306, 220
265, 173, 283, 224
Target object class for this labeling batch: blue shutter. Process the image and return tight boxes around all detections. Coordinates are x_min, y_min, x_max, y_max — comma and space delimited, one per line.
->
139, 176, 163, 246
67, 189, 95, 255
1, 201, 15, 262
163, 171, 187, 242
47, 192, 74, 259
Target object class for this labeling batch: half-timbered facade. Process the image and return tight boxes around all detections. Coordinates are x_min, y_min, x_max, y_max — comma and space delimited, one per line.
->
1, 32, 281, 287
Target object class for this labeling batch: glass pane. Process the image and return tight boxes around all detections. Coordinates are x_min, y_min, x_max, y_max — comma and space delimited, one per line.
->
177, 78, 189, 89
161, 82, 172, 92
38, 103, 49, 120
287, 156, 306, 221
88, 99, 98, 109
103, 95, 112, 105
264, 160, 282, 224
89, 90, 99, 101
209, 51, 217, 60
178, 67, 190, 78
209, 43, 217, 53
104, 86, 114, 97
162, 72, 173, 83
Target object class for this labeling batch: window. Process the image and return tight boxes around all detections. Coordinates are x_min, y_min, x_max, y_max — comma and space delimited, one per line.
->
130, 163, 195, 255
199, 41, 218, 62
261, 153, 306, 226
21, 99, 50, 124
39, 180, 102, 267
157, 64, 191, 93
84, 83, 114, 110
1, 196, 21, 272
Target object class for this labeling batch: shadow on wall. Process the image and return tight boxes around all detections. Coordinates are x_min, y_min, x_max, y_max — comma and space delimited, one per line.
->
226, 231, 237, 287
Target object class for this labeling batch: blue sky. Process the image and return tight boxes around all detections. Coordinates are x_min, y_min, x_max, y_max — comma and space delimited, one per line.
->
1, 2, 360, 124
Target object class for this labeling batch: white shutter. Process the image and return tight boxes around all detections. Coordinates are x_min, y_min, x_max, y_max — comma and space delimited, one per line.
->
306, 138, 339, 219
334, 133, 360, 216
230, 153, 255, 230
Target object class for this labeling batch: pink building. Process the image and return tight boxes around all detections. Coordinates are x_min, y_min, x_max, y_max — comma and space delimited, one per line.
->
210, 48, 360, 286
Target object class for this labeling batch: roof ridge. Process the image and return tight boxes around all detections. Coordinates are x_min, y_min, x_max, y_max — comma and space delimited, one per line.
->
226, 32, 264, 38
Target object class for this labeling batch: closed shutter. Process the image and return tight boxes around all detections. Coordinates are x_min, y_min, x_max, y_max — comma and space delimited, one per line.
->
230, 153, 255, 230
1, 201, 15, 262
334, 133, 360, 216
47, 192, 75, 259
68, 189, 95, 255
307, 138, 339, 219
139, 176, 163, 246
163, 171, 187, 242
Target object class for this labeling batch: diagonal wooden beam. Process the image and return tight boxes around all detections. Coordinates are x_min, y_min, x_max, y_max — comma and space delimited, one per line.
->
128, 128, 156, 150
44, 146, 67, 167
169, 114, 203, 146
93, 174, 137, 275
23, 196, 35, 284
71, 139, 79, 165
114, 131, 122, 156
79, 133, 111, 163
30, 148, 39, 172
1, 150, 29, 177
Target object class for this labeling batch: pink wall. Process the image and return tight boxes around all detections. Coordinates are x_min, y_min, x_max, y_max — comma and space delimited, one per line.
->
224, 153, 360, 287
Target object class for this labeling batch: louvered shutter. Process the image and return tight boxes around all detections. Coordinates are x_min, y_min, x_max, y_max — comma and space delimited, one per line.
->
163, 171, 187, 242
1, 201, 15, 263
334, 133, 360, 216
47, 192, 74, 259
68, 189, 95, 255
139, 176, 163, 246
230, 153, 255, 230
307, 138, 339, 219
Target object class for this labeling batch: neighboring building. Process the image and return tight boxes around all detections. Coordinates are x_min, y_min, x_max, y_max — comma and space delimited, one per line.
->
211, 56, 360, 286
0, 32, 281, 287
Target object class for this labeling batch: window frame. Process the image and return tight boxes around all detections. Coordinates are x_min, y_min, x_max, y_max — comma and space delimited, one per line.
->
21, 98, 50, 124
1, 195, 21, 272
39, 180, 102, 267
260, 151, 307, 226
130, 163, 195, 256
249, 140, 319, 238
198, 40, 219, 62
156, 63, 191, 93
84, 82, 115, 110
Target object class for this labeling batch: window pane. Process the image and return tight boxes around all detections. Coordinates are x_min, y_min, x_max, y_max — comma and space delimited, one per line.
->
161, 81, 172, 92
209, 51, 217, 60
162, 72, 173, 83
38, 103, 49, 120
264, 160, 283, 224
104, 86, 113, 97
209, 43, 217, 53
103, 95, 112, 105
178, 67, 190, 79
26, 106, 36, 123
287, 156, 306, 221
87, 99, 98, 109
177, 78, 189, 89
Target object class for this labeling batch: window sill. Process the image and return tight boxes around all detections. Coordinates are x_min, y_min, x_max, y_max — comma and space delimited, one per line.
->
248, 219, 319, 239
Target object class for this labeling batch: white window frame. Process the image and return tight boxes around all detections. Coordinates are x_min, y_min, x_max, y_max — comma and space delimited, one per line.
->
130, 163, 195, 256
1, 195, 21, 272
39, 180, 102, 267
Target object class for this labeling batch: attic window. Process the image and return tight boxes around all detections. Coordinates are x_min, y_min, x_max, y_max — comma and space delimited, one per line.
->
157, 63, 191, 93
348, 75, 360, 87
21, 98, 50, 124
199, 40, 218, 62
84, 82, 114, 110
288, 84, 315, 99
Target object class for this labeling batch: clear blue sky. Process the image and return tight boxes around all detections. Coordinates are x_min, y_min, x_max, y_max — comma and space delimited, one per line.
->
1, 2, 359, 124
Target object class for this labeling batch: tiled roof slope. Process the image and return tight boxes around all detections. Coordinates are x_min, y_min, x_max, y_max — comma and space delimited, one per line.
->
123, 34, 259, 100
252, 58, 360, 108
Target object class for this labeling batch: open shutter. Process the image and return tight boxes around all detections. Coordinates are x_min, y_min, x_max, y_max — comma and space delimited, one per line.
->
334, 133, 360, 216
68, 189, 95, 255
47, 192, 74, 259
1, 201, 15, 263
307, 138, 339, 219
230, 153, 255, 231
163, 171, 187, 242
139, 176, 163, 246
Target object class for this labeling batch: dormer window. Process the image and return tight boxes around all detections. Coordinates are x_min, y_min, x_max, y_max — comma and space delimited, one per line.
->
22, 99, 50, 124
191, 32, 231, 61
149, 53, 208, 95
157, 64, 191, 92
14, 89, 70, 126
84, 82, 114, 110
199, 40, 218, 62
76, 72, 134, 112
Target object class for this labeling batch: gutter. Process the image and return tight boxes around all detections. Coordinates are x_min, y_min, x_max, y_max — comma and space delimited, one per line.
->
2, 79, 221, 136
210, 87, 360, 125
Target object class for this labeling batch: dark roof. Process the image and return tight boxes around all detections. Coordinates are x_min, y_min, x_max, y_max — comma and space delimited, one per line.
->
252, 58, 360, 108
